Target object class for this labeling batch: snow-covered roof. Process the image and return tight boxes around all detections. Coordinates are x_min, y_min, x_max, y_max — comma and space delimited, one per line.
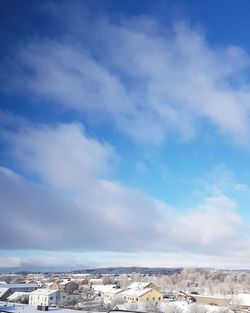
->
127, 282, 151, 290
29, 289, 57, 296
0, 288, 10, 297
7, 292, 30, 301
92, 284, 117, 293
104, 288, 124, 295
89, 278, 103, 282
122, 287, 152, 297
232, 293, 250, 306
59, 281, 71, 286
71, 274, 90, 277
191, 294, 231, 300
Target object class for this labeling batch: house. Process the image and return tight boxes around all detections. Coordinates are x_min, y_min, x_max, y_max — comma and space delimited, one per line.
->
190, 294, 230, 306
120, 282, 163, 303
122, 287, 163, 303
29, 289, 62, 307
230, 293, 250, 311
59, 280, 78, 293
91, 285, 117, 302
103, 287, 124, 304
59, 292, 82, 306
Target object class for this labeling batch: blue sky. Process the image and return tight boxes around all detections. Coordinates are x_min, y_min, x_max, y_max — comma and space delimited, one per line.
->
1, 0, 250, 271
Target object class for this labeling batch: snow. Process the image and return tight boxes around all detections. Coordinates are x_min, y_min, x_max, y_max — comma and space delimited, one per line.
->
122, 287, 152, 297
7, 292, 30, 301
29, 289, 57, 296
91, 284, 116, 293
232, 293, 250, 306
0, 288, 10, 297
127, 282, 151, 290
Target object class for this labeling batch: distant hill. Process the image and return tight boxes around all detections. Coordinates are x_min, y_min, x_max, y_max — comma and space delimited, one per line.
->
72, 266, 183, 276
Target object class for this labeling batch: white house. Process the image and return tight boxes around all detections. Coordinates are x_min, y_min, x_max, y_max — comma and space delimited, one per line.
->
29, 289, 62, 307
230, 293, 250, 311
103, 287, 124, 304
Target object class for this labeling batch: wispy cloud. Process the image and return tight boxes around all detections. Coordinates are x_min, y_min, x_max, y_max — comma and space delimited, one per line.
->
4, 5, 250, 145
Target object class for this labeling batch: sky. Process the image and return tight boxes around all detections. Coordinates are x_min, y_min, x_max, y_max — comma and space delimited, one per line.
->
1, 0, 250, 272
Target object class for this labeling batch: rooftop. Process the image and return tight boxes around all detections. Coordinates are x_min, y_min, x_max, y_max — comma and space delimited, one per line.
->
122, 287, 152, 297
0, 288, 10, 297
127, 282, 151, 290
231, 293, 250, 306
30, 289, 58, 296
0, 284, 38, 289
7, 292, 30, 301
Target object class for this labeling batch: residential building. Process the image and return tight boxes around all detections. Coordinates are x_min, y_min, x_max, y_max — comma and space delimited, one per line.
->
122, 287, 163, 303
190, 294, 230, 306
103, 288, 124, 304
29, 289, 62, 307
230, 293, 250, 311
59, 281, 78, 293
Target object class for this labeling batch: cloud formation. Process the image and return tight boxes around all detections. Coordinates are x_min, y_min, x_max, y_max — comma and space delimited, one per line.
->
1, 1, 250, 269
1, 120, 248, 259
6, 5, 250, 145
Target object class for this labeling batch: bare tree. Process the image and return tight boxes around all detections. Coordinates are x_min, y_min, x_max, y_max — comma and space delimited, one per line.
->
144, 301, 163, 313
165, 304, 183, 313
126, 302, 139, 312
188, 304, 208, 313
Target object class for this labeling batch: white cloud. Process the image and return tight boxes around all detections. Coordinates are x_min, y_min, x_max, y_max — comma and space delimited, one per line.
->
0, 255, 95, 271
0, 121, 249, 262
192, 165, 250, 199
3, 122, 117, 191
7, 12, 250, 145
0, 257, 23, 269
167, 194, 243, 252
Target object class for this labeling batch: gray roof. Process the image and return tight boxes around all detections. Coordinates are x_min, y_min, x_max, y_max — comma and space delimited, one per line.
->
0, 284, 38, 289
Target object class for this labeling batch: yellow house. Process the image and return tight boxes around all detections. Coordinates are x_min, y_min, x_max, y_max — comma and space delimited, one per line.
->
122, 287, 163, 303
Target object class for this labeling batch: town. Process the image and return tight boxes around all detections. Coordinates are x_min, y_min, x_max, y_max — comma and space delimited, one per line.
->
0, 268, 250, 313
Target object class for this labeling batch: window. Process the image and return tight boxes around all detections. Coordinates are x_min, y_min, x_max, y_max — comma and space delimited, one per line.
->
50, 297, 53, 300
158, 297, 161, 300
136, 298, 138, 301
153, 297, 155, 301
